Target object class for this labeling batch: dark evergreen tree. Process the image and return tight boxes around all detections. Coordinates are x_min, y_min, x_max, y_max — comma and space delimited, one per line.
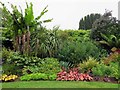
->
79, 18, 85, 29
78, 13, 101, 30
86, 15, 91, 29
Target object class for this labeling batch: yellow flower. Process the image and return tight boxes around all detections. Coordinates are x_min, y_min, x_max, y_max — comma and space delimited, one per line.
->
4, 78, 8, 81
111, 47, 117, 52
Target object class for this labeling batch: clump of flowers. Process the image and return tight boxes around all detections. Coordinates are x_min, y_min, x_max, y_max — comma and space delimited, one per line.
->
0, 74, 18, 82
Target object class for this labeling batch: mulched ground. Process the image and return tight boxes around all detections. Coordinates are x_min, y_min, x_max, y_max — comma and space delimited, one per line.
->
92, 76, 119, 84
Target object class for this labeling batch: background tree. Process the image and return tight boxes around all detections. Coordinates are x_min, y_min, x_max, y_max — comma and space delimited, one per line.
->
91, 10, 120, 51
78, 13, 101, 30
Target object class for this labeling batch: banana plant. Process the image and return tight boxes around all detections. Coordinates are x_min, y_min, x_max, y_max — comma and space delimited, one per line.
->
1, 2, 52, 56
24, 2, 53, 56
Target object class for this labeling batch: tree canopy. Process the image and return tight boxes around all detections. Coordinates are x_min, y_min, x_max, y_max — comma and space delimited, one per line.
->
78, 13, 101, 30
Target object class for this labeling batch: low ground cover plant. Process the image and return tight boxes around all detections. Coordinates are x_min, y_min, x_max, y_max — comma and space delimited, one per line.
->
20, 73, 57, 81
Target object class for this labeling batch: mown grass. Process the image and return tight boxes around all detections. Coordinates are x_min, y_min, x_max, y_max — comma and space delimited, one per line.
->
2, 81, 119, 88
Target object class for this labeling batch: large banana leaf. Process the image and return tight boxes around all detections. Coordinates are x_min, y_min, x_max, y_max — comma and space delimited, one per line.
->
35, 5, 48, 21
25, 2, 34, 26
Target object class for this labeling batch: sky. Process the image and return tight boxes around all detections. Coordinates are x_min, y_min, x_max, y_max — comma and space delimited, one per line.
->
0, 0, 119, 30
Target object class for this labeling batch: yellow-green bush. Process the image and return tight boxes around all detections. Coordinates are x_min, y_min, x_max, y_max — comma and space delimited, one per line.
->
79, 57, 98, 72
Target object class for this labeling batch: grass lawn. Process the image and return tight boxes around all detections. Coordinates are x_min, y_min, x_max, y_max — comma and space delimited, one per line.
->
2, 81, 119, 88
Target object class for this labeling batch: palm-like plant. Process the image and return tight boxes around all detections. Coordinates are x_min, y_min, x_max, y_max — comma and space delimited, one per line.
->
31, 26, 61, 57
99, 33, 120, 50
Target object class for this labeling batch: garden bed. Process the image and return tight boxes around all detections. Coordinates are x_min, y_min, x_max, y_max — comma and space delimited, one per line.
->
92, 76, 119, 84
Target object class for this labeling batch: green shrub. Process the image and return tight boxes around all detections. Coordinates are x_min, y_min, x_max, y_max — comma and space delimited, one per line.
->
92, 63, 107, 76
22, 66, 39, 75
20, 73, 57, 81
2, 48, 42, 67
14, 56, 42, 67
2, 48, 22, 75
103, 52, 120, 65
2, 48, 42, 75
79, 57, 98, 72
48, 74, 57, 81
57, 30, 90, 42
2, 63, 21, 75
2, 48, 19, 64
39, 58, 61, 74
20, 73, 47, 81
110, 62, 119, 79
2, 48, 61, 75
68, 30, 90, 42
22, 58, 61, 75
92, 62, 119, 79
67, 30, 90, 41
58, 40, 107, 67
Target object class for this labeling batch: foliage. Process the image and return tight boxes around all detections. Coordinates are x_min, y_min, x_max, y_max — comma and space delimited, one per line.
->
59, 61, 74, 71
22, 66, 38, 75
20, 73, 57, 81
13, 56, 42, 68
61, 30, 91, 41
2, 48, 13, 63
79, 13, 101, 30
57, 40, 107, 67
2, 48, 61, 76
92, 63, 111, 76
91, 10, 119, 43
92, 62, 119, 79
99, 34, 120, 49
22, 58, 61, 75
48, 74, 57, 81
2, 48, 42, 67
0, 2, 13, 39
30, 26, 61, 58
2, 48, 23, 75
1, 2, 52, 56
20, 73, 47, 81
109, 62, 119, 79
2, 63, 21, 75
39, 58, 61, 74
0, 74, 18, 82
2, 47, 42, 75
103, 51, 120, 65
57, 68, 93, 81
79, 57, 98, 72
